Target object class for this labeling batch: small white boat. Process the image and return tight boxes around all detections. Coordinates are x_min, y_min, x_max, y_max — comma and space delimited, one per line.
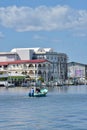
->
6, 82, 15, 88
0, 81, 14, 87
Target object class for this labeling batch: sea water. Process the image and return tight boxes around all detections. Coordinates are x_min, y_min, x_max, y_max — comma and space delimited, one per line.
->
0, 85, 87, 130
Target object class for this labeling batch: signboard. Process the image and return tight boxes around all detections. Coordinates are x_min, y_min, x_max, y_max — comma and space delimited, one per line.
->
75, 70, 83, 77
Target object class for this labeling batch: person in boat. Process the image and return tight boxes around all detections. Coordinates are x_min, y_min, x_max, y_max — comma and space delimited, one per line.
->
36, 88, 40, 93
30, 88, 34, 96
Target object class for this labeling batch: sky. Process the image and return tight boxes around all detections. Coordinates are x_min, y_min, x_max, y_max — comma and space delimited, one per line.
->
0, 0, 87, 64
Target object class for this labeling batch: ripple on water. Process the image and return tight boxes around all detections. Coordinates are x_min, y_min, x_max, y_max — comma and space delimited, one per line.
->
0, 86, 87, 130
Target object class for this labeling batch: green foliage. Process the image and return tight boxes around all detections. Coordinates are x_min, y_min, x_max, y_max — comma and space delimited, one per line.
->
38, 76, 44, 82
8, 76, 25, 80
0, 77, 7, 81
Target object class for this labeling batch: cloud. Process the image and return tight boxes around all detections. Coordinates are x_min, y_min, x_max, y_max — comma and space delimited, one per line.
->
0, 32, 4, 38
0, 5, 87, 32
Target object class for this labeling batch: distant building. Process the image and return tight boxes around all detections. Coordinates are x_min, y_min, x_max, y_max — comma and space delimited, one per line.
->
68, 62, 87, 79
33, 48, 67, 81
11, 48, 68, 81
0, 52, 19, 61
0, 59, 52, 82
11, 48, 35, 60
0, 47, 68, 81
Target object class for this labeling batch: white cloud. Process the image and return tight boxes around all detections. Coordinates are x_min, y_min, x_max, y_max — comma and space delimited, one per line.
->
0, 5, 87, 32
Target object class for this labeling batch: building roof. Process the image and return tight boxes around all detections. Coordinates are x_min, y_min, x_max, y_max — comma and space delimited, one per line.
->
68, 62, 86, 66
11, 47, 54, 53
11, 48, 40, 52
0, 52, 17, 55
0, 59, 50, 65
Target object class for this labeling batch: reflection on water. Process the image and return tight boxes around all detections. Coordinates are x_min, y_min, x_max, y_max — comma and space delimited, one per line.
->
0, 85, 87, 95
48, 85, 87, 94
0, 85, 87, 130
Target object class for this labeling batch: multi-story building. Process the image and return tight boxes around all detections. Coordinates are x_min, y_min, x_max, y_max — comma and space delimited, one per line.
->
33, 49, 67, 81
0, 59, 52, 82
11, 48, 68, 81
0, 48, 68, 81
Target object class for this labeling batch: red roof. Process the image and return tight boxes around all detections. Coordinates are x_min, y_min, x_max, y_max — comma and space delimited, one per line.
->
0, 59, 49, 65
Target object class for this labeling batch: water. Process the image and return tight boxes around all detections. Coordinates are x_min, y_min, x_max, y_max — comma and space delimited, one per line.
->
0, 85, 87, 130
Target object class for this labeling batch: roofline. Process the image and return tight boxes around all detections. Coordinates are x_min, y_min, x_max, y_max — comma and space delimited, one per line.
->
0, 52, 17, 55
0, 59, 51, 65
68, 62, 86, 66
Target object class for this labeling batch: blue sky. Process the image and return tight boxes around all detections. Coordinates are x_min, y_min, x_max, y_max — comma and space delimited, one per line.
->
0, 0, 87, 63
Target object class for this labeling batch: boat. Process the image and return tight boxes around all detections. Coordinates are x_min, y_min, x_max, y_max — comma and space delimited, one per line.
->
0, 81, 15, 87
28, 88, 48, 97
6, 82, 15, 88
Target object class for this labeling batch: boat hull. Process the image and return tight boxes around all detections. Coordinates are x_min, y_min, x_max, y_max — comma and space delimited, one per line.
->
29, 88, 48, 97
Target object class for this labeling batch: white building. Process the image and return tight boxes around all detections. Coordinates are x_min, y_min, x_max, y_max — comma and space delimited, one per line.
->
11, 47, 68, 81
0, 52, 19, 61
0, 47, 68, 81
0, 59, 52, 82
11, 48, 54, 60
11, 48, 35, 60
68, 62, 86, 79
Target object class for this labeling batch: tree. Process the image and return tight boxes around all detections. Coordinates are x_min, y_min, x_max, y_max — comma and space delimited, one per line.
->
38, 76, 44, 82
